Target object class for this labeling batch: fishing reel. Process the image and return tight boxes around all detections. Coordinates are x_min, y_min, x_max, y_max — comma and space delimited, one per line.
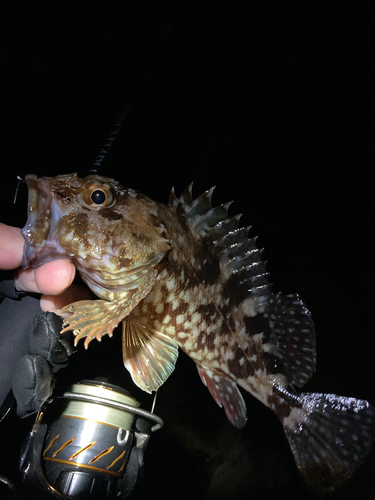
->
1, 380, 163, 499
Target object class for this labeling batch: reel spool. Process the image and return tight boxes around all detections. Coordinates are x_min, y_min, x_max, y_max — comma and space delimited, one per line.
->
18, 380, 163, 499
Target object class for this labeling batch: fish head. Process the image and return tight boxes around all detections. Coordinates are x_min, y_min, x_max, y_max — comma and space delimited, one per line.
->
21, 173, 170, 296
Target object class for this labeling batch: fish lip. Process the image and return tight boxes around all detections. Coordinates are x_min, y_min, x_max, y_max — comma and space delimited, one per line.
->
21, 174, 55, 268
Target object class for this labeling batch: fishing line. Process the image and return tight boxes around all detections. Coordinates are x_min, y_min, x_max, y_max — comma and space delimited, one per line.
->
151, 390, 158, 414
13, 175, 24, 204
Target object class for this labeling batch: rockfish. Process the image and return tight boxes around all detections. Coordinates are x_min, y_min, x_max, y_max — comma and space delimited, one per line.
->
21, 173, 374, 491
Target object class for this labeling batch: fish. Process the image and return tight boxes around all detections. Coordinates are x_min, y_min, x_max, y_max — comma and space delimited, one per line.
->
21, 172, 374, 491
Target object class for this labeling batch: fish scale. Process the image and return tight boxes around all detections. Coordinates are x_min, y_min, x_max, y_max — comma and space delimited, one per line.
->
21, 172, 374, 493
130, 194, 292, 388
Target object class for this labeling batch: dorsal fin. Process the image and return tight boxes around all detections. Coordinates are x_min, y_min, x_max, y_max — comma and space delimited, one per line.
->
171, 184, 273, 309
169, 182, 194, 210
170, 184, 229, 234
171, 185, 316, 388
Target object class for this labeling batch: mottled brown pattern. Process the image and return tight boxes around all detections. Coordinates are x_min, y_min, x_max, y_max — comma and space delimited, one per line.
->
22, 173, 308, 406
227, 354, 254, 380
21, 173, 375, 492
194, 240, 221, 285
244, 314, 265, 336
222, 273, 248, 304
99, 208, 123, 220
59, 212, 90, 248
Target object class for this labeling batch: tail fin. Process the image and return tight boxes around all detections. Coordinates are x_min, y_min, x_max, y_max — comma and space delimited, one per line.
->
280, 390, 374, 492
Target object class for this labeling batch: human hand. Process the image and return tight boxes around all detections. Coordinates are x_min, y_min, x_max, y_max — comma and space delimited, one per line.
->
0, 223, 90, 416
11, 312, 74, 417
0, 223, 90, 313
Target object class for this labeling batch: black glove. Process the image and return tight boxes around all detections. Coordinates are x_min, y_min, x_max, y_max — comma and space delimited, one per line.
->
0, 277, 76, 418
11, 312, 74, 417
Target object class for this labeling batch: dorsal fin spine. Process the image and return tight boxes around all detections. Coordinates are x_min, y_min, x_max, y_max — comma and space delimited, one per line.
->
192, 202, 233, 236
174, 184, 273, 307
169, 186, 177, 206
186, 186, 216, 218
177, 182, 194, 210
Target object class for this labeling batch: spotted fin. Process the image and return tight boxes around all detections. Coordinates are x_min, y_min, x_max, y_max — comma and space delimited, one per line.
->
260, 293, 316, 388
61, 270, 158, 348
122, 318, 179, 393
197, 364, 247, 428
278, 388, 375, 492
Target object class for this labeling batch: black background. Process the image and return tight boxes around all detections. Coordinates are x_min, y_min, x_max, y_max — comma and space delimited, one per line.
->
1, 2, 374, 499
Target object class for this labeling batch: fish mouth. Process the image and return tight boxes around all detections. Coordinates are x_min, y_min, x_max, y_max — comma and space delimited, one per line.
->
21, 174, 64, 269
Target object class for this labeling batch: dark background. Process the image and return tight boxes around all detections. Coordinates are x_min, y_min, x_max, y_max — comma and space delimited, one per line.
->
1, 2, 374, 499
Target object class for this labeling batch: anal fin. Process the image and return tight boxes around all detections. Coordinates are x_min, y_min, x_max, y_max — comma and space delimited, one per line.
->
197, 364, 247, 428
122, 318, 179, 393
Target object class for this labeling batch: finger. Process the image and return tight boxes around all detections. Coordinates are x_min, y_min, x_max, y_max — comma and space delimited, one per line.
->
35, 260, 76, 295
14, 259, 76, 295
0, 223, 24, 270
40, 284, 92, 314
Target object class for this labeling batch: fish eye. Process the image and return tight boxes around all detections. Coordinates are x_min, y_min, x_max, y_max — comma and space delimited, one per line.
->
79, 184, 115, 208
91, 189, 107, 205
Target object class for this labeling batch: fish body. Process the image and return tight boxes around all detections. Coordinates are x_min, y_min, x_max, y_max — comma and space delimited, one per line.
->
22, 173, 374, 491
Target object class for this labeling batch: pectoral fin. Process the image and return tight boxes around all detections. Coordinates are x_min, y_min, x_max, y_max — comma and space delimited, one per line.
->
61, 273, 157, 348
122, 318, 179, 393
